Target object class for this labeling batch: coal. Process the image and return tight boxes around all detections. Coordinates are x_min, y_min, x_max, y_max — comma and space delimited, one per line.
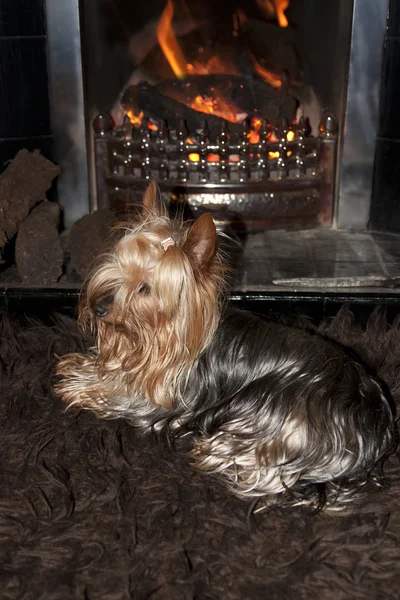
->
15, 201, 63, 285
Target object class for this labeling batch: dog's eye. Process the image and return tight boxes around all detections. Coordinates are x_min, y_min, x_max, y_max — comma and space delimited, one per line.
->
93, 303, 109, 317
137, 283, 151, 295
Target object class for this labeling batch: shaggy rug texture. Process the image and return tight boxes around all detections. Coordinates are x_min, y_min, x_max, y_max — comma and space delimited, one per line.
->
1, 308, 400, 600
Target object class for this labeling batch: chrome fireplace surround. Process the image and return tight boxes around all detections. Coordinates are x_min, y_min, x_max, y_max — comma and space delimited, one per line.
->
45, 0, 388, 232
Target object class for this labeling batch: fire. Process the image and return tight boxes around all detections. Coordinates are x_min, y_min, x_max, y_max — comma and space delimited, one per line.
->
190, 94, 244, 124
127, 0, 293, 148
275, 0, 289, 27
186, 56, 240, 78
157, 0, 187, 78
126, 110, 159, 131
256, 0, 289, 27
251, 55, 282, 89
248, 118, 263, 144
127, 109, 144, 127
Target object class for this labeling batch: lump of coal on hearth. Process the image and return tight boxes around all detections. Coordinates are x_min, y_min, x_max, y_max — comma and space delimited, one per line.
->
15, 201, 63, 286
68, 209, 117, 281
0, 149, 60, 261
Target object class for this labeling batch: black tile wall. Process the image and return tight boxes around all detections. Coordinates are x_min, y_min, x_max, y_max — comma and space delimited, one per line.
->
370, 4, 400, 232
0, 0, 53, 172
378, 37, 400, 140
388, 0, 400, 37
0, 38, 51, 139
0, 0, 46, 37
370, 139, 400, 232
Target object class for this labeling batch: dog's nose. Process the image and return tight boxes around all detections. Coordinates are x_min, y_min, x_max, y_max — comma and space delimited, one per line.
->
93, 303, 109, 318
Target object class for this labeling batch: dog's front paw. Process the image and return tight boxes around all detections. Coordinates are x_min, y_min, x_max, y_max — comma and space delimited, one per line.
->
55, 352, 100, 408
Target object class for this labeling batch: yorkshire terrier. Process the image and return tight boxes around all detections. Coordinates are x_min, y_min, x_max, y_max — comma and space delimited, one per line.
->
56, 182, 396, 511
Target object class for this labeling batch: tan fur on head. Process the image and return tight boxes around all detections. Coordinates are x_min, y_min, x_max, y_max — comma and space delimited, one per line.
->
75, 182, 229, 410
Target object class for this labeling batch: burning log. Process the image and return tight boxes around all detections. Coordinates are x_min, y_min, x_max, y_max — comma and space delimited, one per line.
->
122, 76, 297, 138
121, 82, 243, 139
0, 149, 60, 260
156, 75, 296, 124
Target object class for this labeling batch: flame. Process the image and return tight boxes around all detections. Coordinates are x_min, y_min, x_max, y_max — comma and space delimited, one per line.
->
126, 110, 159, 131
256, 0, 289, 27
275, 0, 289, 27
157, 0, 187, 78
251, 55, 282, 89
127, 110, 144, 127
129, 0, 292, 146
188, 153, 200, 162
248, 117, 263, 144
268, 151, 280, 159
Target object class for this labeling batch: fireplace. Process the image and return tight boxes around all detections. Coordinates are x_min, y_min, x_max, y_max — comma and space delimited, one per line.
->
46, 0, 382, 233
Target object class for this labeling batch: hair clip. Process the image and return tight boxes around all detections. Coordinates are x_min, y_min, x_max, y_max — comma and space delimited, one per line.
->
160, 237, 175, 251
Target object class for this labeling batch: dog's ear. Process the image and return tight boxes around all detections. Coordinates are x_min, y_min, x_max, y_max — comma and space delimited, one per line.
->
142, 181, 165, 216
183, 213, 216, 269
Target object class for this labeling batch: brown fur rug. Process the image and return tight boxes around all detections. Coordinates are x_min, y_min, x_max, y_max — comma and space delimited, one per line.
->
1, 308, 400, 600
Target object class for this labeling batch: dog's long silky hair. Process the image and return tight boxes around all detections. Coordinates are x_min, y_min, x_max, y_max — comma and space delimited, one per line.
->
79, 182, 229, 408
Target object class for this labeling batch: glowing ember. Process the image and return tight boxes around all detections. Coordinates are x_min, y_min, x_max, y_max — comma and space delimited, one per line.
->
157, 0, 187, 78
286, 130, 295, 142
248, 117, 263, 144
186, 56, 240, 78
189, 94, 244, 124
270, 131, 279, 143
127, 110, 144, 127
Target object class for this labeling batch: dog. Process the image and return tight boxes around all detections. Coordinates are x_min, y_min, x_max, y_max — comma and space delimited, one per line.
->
55, 181, 397, 511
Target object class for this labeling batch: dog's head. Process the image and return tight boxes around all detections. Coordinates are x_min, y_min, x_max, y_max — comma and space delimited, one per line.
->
80, 181, 229, 407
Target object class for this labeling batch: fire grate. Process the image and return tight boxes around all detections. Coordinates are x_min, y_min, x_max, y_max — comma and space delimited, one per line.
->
93, 111, 337, 231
